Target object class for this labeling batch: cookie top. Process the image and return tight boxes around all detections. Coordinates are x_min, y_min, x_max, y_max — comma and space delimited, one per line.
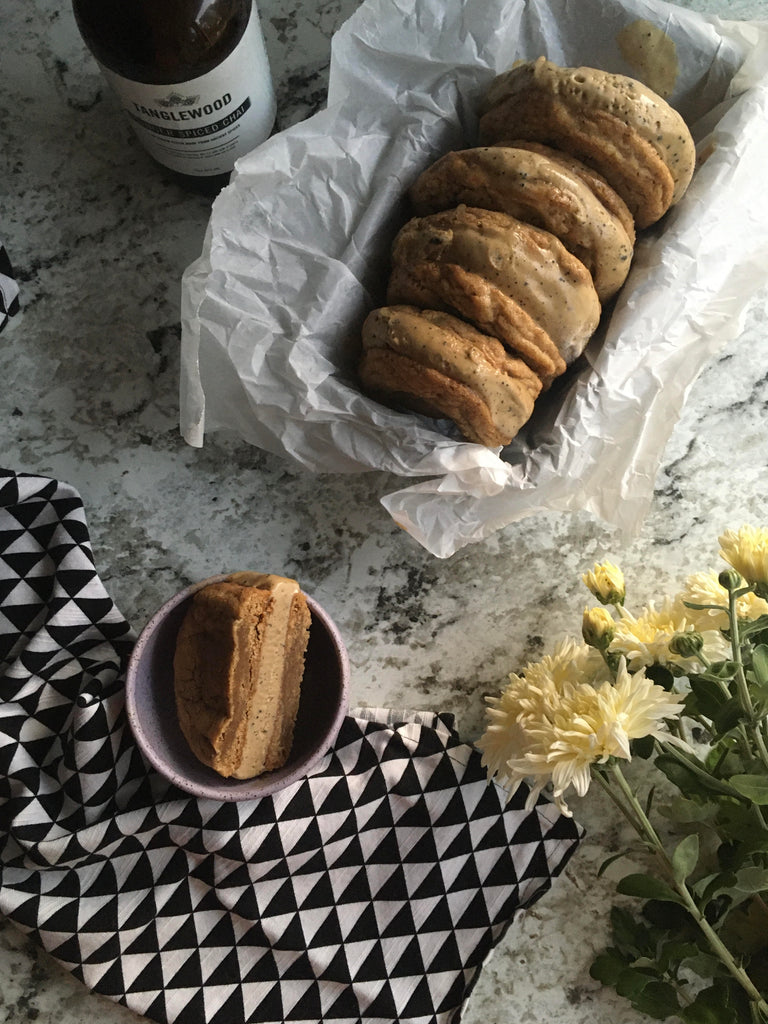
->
389, 205, 601, 363
409, 143, 635, 301
503, 140, 636, 242
479, 57, 696, 227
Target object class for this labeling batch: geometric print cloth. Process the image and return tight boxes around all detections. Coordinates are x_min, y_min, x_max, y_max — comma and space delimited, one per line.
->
0, 469, 582, 1024
0, 241, 20, 332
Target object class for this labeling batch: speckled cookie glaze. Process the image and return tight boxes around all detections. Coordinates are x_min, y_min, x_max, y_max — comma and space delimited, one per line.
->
479, 57, 696, 227
388, 205, 601, 364
386, 259, 567, 387
409, 143, 635, 301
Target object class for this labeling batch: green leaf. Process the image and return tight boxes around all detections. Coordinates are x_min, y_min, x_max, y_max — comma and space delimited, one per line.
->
694, 870, 736, 904
610, 905, 651, 956
688, 675, 730, 718
631, 980, 682, 1019
656, 938, 703, 973
617, 873, 684, 904
681, 950, 731, 981
679, 987, 739, 1024
642, 898, 694, 932
750, 644, 768, 685
680, 978, 745, 1024
655, 753, 712, 800
733, 865, 768, 894
729, 774, 768, 804
657, 795, 718, 824
631, 733, 656, 760
655, 752, 745, 805
748, 681, 768, 714
672, 834, 700, 883
717, 809, 768, 852
615, 965, 661, 999
704, 740, 745, 782
738, 613, 768, 639
645, 663, 676, 690
712, 697, 747, 736
720, 892, 768, 956
597, 851, 628, 877
590, 950, 628, 986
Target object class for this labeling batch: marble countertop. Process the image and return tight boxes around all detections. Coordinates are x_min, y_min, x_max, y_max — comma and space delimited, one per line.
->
2, 0, 768, 1021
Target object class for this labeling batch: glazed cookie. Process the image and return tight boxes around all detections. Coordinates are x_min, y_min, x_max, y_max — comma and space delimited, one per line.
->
359, 305, 542, 446
507, 140, 636, 243
478, 57, 696, 229
408, 143, 635, 301
386, 259, 566, 387
387, 205, 601, 364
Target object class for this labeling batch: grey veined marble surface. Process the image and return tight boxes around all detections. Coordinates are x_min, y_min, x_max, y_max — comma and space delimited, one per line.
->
2, 0, 768, 1022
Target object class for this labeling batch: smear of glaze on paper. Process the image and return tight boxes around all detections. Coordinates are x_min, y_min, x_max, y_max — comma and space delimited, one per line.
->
617, 19, 679, 97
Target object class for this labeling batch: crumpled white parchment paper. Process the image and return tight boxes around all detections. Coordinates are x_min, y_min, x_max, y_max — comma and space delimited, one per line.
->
180, 0, 768, 557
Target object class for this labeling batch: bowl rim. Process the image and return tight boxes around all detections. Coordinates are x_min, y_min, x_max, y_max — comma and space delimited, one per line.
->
124, 574, 350, 801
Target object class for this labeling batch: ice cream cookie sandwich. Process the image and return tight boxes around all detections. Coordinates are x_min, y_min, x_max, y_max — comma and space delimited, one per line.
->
409, 142, 635, 302
478, 57, 696, 229
359, 305, 542, 446
387, 205, 601, 364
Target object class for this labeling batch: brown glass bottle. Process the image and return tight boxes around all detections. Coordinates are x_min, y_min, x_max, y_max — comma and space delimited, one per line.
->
73, 0, 276, 193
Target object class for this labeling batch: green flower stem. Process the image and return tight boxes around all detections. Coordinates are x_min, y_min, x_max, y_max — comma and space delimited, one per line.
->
609, 762, 666, 846
593, 769, 651, 844
608, 763, 768, 1017
687, 649, 756, 762
690, 646, 760, 766
726, 589, 768, 773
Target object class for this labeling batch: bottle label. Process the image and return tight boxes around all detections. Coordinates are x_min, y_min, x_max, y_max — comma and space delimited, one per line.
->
99, 3, 276, 177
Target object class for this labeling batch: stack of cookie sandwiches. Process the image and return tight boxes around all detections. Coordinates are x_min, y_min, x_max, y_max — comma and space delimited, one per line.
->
358, 57, 696, 447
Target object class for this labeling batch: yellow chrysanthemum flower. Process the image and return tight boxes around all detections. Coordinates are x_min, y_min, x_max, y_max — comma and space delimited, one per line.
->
522, 636, 608, 697
479, 656, 685, 816
582, 561, 626, 605
480, 640, 579, 779
678, 571, 768, 631
478, 638, 607, 799
609, 598, 727, 672
479, 683, 532, 790
719, 525, 768, 588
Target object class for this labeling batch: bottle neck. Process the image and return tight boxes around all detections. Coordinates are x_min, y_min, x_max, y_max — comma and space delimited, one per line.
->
73, 0, 251, 84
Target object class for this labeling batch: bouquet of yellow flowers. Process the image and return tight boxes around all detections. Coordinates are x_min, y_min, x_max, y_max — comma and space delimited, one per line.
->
478, 526, 768, 1023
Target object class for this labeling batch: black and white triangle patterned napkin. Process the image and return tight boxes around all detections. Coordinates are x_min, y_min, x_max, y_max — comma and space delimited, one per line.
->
0, 241, 20, 332
0, 469, 582, 1024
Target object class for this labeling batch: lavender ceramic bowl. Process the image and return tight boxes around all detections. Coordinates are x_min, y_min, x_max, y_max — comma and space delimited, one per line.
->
125, 575, 350, 801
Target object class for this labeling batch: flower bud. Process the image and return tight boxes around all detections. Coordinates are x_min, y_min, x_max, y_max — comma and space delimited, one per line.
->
668, 631, 704, 659
582, 606, 615, 651
582, 561, 626, 606
717, 569, 742, 593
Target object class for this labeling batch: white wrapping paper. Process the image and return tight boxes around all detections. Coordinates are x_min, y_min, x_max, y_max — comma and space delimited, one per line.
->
180, 0, 768, 558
